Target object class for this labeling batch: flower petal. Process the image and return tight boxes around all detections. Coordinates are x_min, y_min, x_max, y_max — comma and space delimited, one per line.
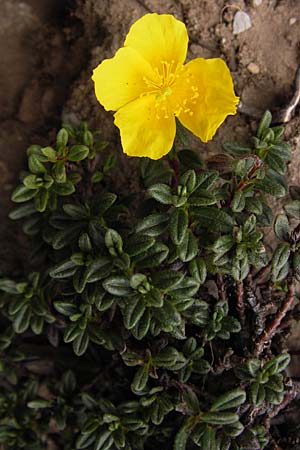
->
177, 58, 239, 142
124, 13, 188, 70
114, 94, 176, 160
92, 46, 156, 111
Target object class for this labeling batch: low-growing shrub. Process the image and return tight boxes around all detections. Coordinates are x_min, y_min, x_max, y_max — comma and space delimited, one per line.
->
0, 113, 299, 449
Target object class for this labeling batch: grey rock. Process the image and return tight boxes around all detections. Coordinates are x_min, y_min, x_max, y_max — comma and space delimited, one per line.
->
233, 11, 252, 35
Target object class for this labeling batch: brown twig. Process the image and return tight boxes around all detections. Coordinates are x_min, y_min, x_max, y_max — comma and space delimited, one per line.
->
216, 274, 227, 302
254, 283, 296, 356
236, 281, 246, 326
253, 264, 271, 284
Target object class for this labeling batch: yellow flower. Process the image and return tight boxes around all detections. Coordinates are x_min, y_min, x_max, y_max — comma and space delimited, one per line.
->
92, 13, 239, 160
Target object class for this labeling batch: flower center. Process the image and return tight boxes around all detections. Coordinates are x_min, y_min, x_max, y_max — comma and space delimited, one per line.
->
142, 60, 199, 120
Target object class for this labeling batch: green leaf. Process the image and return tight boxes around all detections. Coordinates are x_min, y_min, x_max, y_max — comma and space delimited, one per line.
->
242, 214, 257, 236
201, 426, 217, 450
153, 347, 186, 370
182, 386, 200, 414
178, 230, 198, 262
168, 277, 199, 299
271, 142, 291, 160
188, 189, 216, 207
148, 183, 173, 205
76, 432, 96, 449
223, 142, 251, 157
13, 305, 31, 333
210, 389, 246, 412
256, 173, 286, 198
132, 309, 151, 340
174, 425, 189, 450
247, 359, 261, 376
54, 160, 67, 183
265, 388, 284, 405
194, 207, 234, 233
132, 365, 149, 393
105, 228, 123, 256
96, 192, 117, 215
103, 276, 132, 296
53, 180, 75, 196
245, 197, 263, 215
189, 257, 207, 285
27, 399, 51, 409
273, 353, 290, 373
11, 185, 37, 203
212, 235, 234, 255
232, 190, 246, 212
257, 110, 272, 139
150, 395, 174, 425
250, 382, 265, 405
9, 203, 36, 220
125, 234, 155, 257
180, 170, 196, 193
56, 128, 69, 147
94, 430, 114, 450
34, 188, 49, 212
170, 208, 188, 245
274, 214, 290, 241
63, 203, 89, 219
0, 279, 18, 294
81, 418, 101, 435
152, 270, 184, 290
85, 257, 111, 283
232, 255, 249, 281
123, 297, 146, 330
68, 144, 90, 161
195, 171, 218, 190
284, 200, 300, 219
201, 412, 239, 425
266, 149, 287, 175
223, 421, 244, 438
42, 146, 57, 160
136, 213, 169, 236
156, 300, 181, 329
144, 289, 163, 307
134, 243, 169, 268
54, 301, 78, 316
272, 243, 290, 282
73, 331, 89, 356
79, 233, 92, 253
28, 154, 46, 174
50, 259, 78, 279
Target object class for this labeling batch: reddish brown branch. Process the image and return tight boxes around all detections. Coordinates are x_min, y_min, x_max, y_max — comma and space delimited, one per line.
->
236, 281, 246, 326
254, 284, 295, 356
217, 274, 227, 302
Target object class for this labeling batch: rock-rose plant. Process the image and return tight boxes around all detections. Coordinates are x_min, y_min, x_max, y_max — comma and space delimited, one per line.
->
0, 110, 299, 450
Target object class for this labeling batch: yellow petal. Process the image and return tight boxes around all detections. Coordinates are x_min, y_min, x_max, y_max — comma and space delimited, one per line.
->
92, 46, 156, 111
177, 58, 239, 142
114, 94, 176, 160
124, 13, 188, 70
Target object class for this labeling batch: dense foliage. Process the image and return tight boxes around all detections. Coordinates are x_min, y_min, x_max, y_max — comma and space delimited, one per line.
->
1, 113, 299, 450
